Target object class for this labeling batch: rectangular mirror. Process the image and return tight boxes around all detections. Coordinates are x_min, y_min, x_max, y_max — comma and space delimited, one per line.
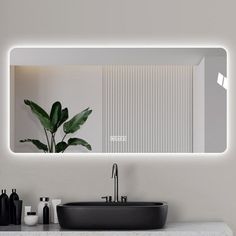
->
10, 47, 227, 153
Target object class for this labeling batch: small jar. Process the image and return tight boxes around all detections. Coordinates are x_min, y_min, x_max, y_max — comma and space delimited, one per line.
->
24, 212, 38, 226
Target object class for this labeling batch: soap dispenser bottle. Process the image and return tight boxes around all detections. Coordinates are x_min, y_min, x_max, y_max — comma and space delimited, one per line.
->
38, 197, 49, 224
43, 203, 49, 224
0, 190, 9, 226
9, 189, 19, 224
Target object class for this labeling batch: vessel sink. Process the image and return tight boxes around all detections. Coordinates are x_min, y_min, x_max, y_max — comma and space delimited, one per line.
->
57, 202, 168, 230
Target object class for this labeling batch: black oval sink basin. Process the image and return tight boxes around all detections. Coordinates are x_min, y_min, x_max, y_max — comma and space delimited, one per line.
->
57, 202, 168, 230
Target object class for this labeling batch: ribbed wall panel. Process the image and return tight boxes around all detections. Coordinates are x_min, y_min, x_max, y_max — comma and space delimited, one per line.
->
102, 65, 193, 153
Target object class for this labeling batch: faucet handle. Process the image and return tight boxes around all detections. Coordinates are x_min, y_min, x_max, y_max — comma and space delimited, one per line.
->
101, 196, 113, 202
101, 196, 109, 202
121, 196, 127, 203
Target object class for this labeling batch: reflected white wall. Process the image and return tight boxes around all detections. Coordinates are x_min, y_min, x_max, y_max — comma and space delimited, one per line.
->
11, 66, 102, 153
193, 58, 205, 152
205, 57, 227, 152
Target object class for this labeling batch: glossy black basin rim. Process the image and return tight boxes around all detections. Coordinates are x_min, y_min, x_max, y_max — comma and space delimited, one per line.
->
61, 202, 166, 207
57, 202, 168, 230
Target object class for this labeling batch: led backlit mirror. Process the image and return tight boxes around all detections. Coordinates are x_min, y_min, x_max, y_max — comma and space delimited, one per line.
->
10, 48, 227, 153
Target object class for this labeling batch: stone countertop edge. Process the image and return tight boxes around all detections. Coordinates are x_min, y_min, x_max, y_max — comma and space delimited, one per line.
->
0, 222, 233, 236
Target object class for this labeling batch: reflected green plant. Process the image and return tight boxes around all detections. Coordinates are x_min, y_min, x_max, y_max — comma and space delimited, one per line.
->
20, 100, 92, 153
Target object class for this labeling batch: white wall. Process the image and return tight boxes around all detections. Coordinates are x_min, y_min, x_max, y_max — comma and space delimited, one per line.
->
0, 0, 235, 233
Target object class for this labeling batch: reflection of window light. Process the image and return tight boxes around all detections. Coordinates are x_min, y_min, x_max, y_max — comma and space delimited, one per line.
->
217, 73, 224, 86
223, 76, 228, 90
217, 72, 228, 90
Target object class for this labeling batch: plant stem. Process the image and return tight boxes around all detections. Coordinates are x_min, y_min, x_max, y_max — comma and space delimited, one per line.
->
62, 134, 67, 142
50, 134, 54, 153
44, 128, 50, 153
52, 133, 57, 150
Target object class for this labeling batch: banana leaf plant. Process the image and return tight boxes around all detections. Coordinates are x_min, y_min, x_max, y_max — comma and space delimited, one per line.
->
20, 100, 92, 153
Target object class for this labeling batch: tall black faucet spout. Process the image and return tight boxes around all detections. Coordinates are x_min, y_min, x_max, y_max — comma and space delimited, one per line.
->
111, 163, 119, 202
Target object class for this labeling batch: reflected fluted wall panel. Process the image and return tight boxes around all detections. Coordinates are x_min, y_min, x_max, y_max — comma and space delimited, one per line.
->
103, 65, 193, 153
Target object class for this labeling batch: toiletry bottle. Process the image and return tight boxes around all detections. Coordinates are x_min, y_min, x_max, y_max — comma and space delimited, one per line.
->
38, 197, 49, 224
9, 189, 19, 224
14, 200, 22, 225
0, 189, 9, 226
43, 204, 49, 224
51, 199, 61, 223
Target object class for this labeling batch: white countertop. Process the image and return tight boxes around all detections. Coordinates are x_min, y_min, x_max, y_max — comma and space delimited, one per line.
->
0, 222, 232, 236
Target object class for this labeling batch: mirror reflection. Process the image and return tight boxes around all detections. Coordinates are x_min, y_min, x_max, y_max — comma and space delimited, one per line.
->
10, 48, 227, 153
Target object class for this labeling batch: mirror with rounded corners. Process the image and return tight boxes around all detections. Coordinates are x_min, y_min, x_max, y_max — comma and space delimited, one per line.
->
10, 47, 227, 154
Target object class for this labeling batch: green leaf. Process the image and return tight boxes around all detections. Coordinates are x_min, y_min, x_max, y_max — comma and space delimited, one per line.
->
63, 108, 92, 134
20, 139, 48, 152
24, 100, 52, 132
55, 141, 68, 153
57, 108, 68, 128
68, 138, 92, 151
50, 101, 62, 132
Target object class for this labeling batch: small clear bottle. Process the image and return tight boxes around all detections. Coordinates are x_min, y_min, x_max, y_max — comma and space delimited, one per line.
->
37, 197, 49, 224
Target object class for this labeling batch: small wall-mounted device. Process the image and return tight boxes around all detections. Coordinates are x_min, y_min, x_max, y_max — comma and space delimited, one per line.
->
110, 136, 127, 142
